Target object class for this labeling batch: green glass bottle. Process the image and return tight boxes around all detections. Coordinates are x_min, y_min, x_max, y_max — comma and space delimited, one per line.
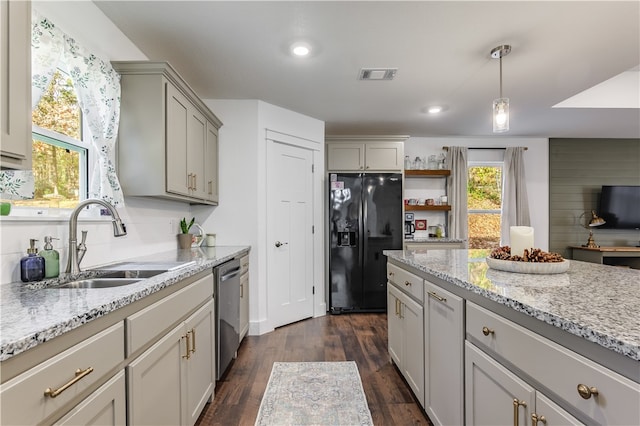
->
41, 236, 60, 279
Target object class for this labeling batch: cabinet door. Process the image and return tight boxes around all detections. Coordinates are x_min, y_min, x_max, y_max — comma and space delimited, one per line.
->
0, 0, 31, 169
465, 342, 535, 426
240, 271, 249, 341
365, 142, 403, 171
166, 83, 190, 196
128, 323, 186, 426
387, 286, 403, 366
54, 371, 126, 426
534, 393, 584, 426
185, 300, 215, 426
327, 143, 365, 170
402, 294, 425, 405
187, 108, 207, 199
424, 281, 464, 426
204, 121, 219, 203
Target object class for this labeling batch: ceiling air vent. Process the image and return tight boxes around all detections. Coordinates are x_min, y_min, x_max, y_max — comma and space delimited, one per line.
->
358, 68, 397, 81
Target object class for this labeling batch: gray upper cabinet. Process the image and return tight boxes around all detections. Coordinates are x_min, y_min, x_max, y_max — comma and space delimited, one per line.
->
112, 61, 222, 205
1, 0, 32, 169
326, 136, 406, 172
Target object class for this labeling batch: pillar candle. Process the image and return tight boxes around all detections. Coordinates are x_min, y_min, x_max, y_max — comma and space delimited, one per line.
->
510, 226, 534, 257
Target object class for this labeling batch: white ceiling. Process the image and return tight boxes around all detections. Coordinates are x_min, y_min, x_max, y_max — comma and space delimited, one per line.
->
92, 1, 640, 138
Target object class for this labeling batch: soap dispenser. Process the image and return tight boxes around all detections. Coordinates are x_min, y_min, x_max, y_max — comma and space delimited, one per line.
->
20, 239, 45, 282
41, 236, 60, 278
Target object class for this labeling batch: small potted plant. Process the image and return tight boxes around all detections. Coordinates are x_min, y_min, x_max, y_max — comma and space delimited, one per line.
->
178, 217, 195, 249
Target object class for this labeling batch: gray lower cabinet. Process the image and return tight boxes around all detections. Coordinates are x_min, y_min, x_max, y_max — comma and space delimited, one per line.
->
424, 280, 463, 426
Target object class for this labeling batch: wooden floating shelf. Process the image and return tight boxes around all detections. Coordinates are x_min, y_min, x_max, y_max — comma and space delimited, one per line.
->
405, 169, 451, 177
405, 205, 451, 211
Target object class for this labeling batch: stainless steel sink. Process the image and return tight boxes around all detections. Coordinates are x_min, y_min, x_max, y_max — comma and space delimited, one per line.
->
97, 270, 167, 279
57, 278, 143, 289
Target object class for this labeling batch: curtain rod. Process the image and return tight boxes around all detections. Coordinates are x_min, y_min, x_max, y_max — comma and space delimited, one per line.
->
442, 146, 527, 151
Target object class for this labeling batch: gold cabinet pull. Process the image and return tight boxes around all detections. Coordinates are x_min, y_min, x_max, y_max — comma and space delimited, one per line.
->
240, 283, 244, 298
388, 271, 394, 277
208, 180, 213, 195
404, 280, 412, 287
193, 174, 197, 191
577, 384, 599, 399
428, 291, 446, 303
513, 399, 527, 426
394, 298, 400, 317
44, 367, 94, 398
182, 333, 191, 359
190, 328, 196, 354
482, 326, 495, 336
531, 413, 547, 425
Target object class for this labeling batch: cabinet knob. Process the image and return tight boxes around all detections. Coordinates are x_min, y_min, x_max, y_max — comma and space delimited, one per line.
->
531, 414, 547, 425
404, 280, 411, 286
577, 384, 599, 399
482, 326, 495, 336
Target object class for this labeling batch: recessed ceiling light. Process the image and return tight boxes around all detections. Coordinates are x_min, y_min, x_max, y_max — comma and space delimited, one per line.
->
428, 106, 443, 114
291, 42, 311, 57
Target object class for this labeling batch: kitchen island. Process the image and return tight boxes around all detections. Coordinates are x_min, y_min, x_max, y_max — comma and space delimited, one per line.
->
384, 248, 639, 425
0, 245, 249, 426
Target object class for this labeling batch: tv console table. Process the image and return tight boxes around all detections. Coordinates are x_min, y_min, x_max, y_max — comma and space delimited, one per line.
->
570, 246, 640, 270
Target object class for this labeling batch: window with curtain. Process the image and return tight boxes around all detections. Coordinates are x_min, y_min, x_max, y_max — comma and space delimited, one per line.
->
28, 10, 124, 211
468, 162, 503, 249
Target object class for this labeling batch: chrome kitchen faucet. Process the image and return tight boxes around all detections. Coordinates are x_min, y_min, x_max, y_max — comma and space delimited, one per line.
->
66, 199, 127, 274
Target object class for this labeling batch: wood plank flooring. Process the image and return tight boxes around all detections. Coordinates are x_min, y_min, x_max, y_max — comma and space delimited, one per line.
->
195, 313, 432, 426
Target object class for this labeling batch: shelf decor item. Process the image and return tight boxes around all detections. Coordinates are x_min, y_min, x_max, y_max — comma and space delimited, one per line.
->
178, 217, 195, 249
579, 210, 606, 248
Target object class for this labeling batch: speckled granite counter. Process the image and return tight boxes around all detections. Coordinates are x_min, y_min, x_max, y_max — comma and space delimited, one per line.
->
404, 237, 466, 244
0, 246, 249, 362
384, 248, 640, 363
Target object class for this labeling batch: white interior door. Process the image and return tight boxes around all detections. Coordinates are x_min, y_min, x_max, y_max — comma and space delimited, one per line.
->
267, 140, 314, 328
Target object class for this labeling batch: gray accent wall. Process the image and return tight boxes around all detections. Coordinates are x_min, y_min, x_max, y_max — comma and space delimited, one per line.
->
549, 139, 640, 259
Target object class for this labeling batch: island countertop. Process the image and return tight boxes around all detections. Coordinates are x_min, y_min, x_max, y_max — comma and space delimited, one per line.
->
384, 248, 640, 363
0, 246, 249, 362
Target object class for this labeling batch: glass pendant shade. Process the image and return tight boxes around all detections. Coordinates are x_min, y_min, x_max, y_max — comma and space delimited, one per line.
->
493, 97, 509, 133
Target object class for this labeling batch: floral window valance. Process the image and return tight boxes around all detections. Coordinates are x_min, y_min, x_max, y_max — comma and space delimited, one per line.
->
31, 10, 124, 207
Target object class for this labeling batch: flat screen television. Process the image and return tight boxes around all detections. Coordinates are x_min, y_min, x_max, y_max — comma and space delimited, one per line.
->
598, 185, 640, 229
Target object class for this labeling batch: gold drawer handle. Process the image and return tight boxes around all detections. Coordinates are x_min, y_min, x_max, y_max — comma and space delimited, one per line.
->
44, 367, 94, 398
531, 413, 547, 425
428, 291, 446, 303
482, 326, 495, 336
190, 328, 196, 354
577, 384, 599, 399
404, 280, 412, 286
182, 332, 191, 359
513, 399, 527, 426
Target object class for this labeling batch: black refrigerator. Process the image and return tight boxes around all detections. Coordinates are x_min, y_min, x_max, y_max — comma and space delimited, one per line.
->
329, 172, 403, 313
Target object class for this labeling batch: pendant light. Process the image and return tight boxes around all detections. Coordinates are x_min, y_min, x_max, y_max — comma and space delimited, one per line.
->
491, 45, 511, 133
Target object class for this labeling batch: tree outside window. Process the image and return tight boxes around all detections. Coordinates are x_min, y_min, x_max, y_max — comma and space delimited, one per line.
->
15, 70, 88, 210
468, 164, 502, 249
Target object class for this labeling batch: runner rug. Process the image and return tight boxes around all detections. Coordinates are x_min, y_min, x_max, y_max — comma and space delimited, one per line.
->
255, 361, 374, 426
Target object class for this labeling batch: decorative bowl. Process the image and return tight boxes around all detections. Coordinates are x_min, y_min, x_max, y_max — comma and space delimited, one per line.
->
485, 257, 570, 274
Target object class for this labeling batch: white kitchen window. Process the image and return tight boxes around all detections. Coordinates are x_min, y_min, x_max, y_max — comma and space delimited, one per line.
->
468, 162, 503, 249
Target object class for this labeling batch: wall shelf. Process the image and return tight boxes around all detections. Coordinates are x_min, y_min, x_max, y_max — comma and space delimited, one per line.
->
405, 205, 451, 212
405, 169, 450, 177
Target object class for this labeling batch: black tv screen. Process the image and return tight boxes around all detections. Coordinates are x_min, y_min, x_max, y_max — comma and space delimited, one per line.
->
598, 185, 640, 229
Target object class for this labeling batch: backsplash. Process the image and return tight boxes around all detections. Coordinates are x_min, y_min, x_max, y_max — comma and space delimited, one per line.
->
0, 197, 199, 285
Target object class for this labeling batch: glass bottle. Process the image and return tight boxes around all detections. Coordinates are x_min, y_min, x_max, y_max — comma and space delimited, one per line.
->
20, 239, 45, 282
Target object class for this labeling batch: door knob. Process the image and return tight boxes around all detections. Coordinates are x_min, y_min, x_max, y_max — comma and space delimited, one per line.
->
275, 241, 288, 248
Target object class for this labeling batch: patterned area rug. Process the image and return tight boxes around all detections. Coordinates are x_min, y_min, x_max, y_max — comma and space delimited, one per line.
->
255, 361, 374, 426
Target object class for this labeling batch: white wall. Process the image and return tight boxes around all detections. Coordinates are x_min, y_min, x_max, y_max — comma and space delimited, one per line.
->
405, 137, 550, 250
201, 100, 325, 335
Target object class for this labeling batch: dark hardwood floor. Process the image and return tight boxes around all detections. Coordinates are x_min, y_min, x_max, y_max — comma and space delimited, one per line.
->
195, 313, 432, 426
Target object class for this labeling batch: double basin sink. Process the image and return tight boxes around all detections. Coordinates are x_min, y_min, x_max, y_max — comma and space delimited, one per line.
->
56, 261, 195, 289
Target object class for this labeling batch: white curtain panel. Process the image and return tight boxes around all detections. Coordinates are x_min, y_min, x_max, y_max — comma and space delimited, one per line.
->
445, 146, 468, 241
500, 147, 531, 245
31, 11, 124, 207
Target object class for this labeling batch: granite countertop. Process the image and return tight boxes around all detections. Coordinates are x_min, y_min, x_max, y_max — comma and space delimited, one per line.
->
384, 248, 640, 362
0, 246, 250, 362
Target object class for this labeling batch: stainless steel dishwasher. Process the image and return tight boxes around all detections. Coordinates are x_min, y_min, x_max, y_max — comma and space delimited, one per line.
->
214, 258, 242, 380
